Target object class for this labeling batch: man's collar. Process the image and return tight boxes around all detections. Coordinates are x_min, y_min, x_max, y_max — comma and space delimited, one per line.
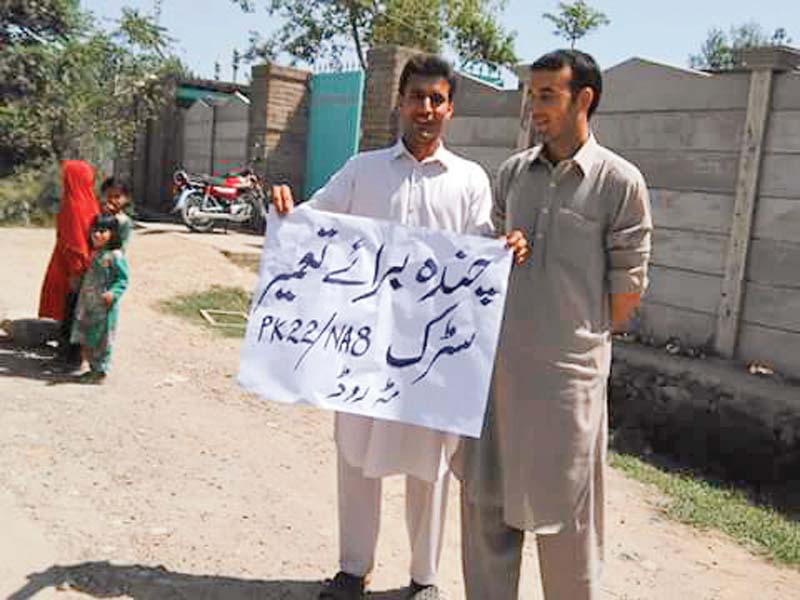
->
528, 134, 600, 176
391, 138, 453, 169
524, 145, 544, 167
572, 134, 600, 176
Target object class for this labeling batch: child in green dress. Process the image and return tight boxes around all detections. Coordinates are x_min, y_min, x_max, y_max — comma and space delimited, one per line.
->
71, 213, 130, 383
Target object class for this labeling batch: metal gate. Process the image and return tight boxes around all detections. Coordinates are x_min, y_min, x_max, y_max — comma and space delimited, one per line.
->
304, 71, 365, 199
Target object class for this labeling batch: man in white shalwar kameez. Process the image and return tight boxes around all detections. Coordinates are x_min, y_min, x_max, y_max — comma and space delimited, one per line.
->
271, 54, 530, 600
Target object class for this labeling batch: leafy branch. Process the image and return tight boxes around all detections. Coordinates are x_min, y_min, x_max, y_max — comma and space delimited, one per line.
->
542, 1, 610, 49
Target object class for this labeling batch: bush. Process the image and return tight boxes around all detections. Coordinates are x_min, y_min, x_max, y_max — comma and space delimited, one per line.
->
0, 165, 58, 227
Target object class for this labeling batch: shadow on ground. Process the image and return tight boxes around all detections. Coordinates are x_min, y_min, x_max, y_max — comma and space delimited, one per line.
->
136, 228, 179, 236
0, 341, 66, 383
7, 562, 410, 599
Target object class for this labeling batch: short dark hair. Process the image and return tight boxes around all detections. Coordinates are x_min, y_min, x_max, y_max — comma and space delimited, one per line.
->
100, 176, 130, 196
399, 54, 457, 100
90, 213, 122, 250
530, 49, 603, 118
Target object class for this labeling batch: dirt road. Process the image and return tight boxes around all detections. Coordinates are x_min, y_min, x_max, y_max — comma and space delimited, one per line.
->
1, 225, 798, 599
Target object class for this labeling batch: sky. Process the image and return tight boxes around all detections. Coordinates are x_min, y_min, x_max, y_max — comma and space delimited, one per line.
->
82, 0, 800, 86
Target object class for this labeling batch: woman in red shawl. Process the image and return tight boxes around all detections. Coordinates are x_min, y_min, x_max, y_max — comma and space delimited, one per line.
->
39, 160, 100, 362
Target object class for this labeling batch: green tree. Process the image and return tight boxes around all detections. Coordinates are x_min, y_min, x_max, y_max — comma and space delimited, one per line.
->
542, 0, 610, 49
0, 0, 81, 100
0, 0, 77, 44
689, 22, 794, 70
234, 0, 516, 73
1, 3, 188, 167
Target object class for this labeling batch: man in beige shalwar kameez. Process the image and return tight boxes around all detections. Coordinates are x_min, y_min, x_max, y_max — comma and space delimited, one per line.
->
454, 49, 653, 599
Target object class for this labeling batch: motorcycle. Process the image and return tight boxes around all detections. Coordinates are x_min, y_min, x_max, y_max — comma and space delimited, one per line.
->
171, 166, 267, 234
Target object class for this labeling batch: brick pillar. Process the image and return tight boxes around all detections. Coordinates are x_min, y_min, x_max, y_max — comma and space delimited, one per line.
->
248, 63, 311, 195
248, 64, 269, 176
360, 45, 421, 151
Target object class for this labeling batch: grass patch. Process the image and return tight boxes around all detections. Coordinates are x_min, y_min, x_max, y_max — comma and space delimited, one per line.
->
159, 285, 251, 338
610, 451, 800, 566
223, 251, 260, 273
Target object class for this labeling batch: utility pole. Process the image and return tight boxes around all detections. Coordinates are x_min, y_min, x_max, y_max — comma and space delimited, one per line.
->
232, 49, 241, 83
153, 0, 163, 24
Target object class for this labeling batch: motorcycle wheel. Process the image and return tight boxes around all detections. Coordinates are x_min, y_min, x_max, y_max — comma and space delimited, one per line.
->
241, 191, 267, 235
181, 190, 215, 233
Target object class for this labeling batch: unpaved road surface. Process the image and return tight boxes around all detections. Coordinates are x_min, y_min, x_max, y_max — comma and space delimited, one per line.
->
1, 225, 798, 599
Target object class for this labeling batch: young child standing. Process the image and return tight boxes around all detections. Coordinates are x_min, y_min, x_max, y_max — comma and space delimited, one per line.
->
100, 176, 133, 251
71, 213, 130, 383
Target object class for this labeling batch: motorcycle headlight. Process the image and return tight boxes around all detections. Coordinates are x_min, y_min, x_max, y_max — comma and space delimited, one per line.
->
173, 171, 187, 186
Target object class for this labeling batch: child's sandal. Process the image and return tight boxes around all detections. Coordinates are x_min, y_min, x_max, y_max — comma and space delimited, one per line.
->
78, 371, 106, 384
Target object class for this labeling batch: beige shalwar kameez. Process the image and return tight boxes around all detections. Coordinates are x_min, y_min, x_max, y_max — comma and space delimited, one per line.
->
454, 135, 652, 599
304, 139, 494, 585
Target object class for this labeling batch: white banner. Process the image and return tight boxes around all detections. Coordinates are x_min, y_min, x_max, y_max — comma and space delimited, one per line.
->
238, 207, 512, 437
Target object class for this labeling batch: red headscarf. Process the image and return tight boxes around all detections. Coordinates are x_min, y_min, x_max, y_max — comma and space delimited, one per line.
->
56, 160, 100, 273
38, 160, 100, 320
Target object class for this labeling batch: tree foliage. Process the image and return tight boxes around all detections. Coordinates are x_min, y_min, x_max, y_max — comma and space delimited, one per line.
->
0, 1, 188, 169
542, 0, 610, 49
0, 0, 78, 45
234, 0, 517, 73
689, 22, 793, 71
0, 0, 81, 99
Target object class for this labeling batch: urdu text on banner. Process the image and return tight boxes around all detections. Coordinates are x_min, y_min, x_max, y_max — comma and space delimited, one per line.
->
238, 207, 512, 438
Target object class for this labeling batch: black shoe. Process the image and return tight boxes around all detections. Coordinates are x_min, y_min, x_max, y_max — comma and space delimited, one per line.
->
318, 571, 365, 599
407, 580, 441, 599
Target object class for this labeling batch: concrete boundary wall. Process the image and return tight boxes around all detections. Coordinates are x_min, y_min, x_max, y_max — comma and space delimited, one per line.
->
212, 93, 249, 174
181, 94, 249, 176
596, 49, 800, 378
128, 79, 251, 212
447, 75, 521, 178
600, 58, 751, 111
182, 100, 213, 174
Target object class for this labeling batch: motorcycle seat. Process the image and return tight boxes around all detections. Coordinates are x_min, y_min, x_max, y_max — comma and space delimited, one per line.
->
222, 175, 251, 189
209, 185, 239, 199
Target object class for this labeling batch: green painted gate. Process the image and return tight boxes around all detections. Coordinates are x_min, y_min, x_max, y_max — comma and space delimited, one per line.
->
304, 71, 365, 199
